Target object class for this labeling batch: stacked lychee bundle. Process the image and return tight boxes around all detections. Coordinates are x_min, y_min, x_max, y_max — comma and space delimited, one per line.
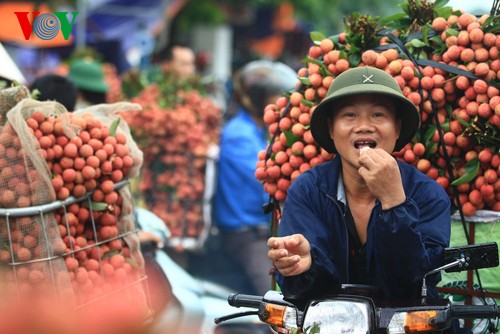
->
256, 2, 499, 216
123, 84, 221, 246
0, 94, 150, 333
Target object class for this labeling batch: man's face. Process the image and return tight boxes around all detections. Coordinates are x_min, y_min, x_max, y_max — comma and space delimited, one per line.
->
328, 94, 401, 168
167, 46, 196, 78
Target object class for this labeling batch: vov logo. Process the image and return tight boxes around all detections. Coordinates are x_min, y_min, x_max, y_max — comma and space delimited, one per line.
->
14, 11, 79, 41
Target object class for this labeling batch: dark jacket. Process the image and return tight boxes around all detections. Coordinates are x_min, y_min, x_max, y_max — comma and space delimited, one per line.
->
277, 155, 451, 301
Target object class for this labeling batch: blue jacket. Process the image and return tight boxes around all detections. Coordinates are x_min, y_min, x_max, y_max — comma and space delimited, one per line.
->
277, 155, 451, 301
214, 109, 271, 231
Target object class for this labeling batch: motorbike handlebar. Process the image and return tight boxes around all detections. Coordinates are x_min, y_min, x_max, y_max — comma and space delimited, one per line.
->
228, 293, 263, 309
451, 304, 500, 319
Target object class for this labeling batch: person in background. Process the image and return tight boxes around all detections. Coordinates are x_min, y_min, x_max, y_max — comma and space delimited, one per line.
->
67, 58, 109, 109
154, 42, 196, 79
213, 60, 297, 295
267, 66, 452, 308
30, 73, 77, 111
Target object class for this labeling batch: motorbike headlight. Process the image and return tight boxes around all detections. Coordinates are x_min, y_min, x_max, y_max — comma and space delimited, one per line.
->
302, 299, 372, 334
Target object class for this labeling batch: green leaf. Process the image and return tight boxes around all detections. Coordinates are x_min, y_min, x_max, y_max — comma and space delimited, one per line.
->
109, 117, 121, 137
445, 28, 459, 37
305, 57, 324, 66
319, 67, 334, 77
451, 158, 480, 186
298, 77, 311, 85
408, 39, 427, 48
424, 124, 437, 145
435, 7, 453, 20
429, 36, 444, 46
300, 99, 315, 107
103, 250, 120, 259
380, 12, 408, 26
85, 201, 109, 211
434, 0, 450, 8
310, 31, 326, 44
348, 53, 361, 67
283, 130, 300, 147
426, 141, 438, 155
454, 114, 470, 127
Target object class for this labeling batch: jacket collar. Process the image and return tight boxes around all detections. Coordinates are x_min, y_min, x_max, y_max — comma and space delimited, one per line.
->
314, 155, 343, 200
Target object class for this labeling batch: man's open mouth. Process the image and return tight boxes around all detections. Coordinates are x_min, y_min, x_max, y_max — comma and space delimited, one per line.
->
354, 140, 377, 149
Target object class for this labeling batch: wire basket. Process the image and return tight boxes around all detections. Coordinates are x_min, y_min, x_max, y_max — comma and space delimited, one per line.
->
0, 180, 152, 333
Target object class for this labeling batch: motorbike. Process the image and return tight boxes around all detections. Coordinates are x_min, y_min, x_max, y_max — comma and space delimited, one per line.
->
135, 207, 269, 334
215, 242, 500, 334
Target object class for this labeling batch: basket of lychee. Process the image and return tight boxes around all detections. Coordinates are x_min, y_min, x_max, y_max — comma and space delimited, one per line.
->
256, 1, 499, 217
0, 96, 151, 333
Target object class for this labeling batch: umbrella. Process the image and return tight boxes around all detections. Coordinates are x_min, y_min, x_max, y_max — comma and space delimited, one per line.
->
0, 42, 26, 84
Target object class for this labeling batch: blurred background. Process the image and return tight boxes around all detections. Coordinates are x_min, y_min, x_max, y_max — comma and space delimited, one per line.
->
1, 0, 492, 87
0, 0, 450, 82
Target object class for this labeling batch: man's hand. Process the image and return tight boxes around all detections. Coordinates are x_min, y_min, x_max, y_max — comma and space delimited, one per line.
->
267, 234, 312, 276
358, 147, 405, 210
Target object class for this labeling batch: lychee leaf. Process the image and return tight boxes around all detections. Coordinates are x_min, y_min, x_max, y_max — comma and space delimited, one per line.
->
298, 77, 311, 85
305, 57, 324, 66
348, 53, 361, 68
103, 250, 120, 259
454, 114, 470, 127
424, 124, 436, 145
434, 7, 453, 20
426, 142, 438, 156
283, 130, 300, 147
445, 28, 458, 37
109, 117, 121, 137
300, 99, 315, 107
310, 31, 326, 44
408, 39, 426, 48
451, 158, 479, 186
86, 201, 109, 211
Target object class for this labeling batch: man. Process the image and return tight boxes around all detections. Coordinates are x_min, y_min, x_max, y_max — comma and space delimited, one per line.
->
156, 42, 196, 78
30, 73, 77, 111
268, 66, 451, 302
213, 60, 297, 295
67, 58, 109, 109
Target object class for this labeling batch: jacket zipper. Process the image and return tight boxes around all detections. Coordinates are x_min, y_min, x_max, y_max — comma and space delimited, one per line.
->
325, 193, 350, 283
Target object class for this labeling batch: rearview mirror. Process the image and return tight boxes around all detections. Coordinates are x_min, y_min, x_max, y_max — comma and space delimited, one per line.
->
442, 242, 498, 273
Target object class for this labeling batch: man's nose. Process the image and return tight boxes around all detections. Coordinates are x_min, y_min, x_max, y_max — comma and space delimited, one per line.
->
353, 116, 375, 131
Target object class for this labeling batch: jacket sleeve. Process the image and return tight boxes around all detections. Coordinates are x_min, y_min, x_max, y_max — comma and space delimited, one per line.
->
276, 174, 343, 300
370, 174, 451, 300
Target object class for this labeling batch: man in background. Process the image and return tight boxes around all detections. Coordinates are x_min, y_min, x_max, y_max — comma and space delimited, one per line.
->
153, 42, 196, 79
67, 58, 109, 109
30, 74, 77, 111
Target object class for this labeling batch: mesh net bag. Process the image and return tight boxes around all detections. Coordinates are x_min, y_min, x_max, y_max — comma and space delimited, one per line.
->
0, 85, 30, 126
0, 98, 151, 333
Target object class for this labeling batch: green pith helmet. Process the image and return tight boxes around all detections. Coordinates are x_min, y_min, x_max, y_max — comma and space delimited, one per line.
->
68, 58, 109, 93
310, 66, 420, 153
